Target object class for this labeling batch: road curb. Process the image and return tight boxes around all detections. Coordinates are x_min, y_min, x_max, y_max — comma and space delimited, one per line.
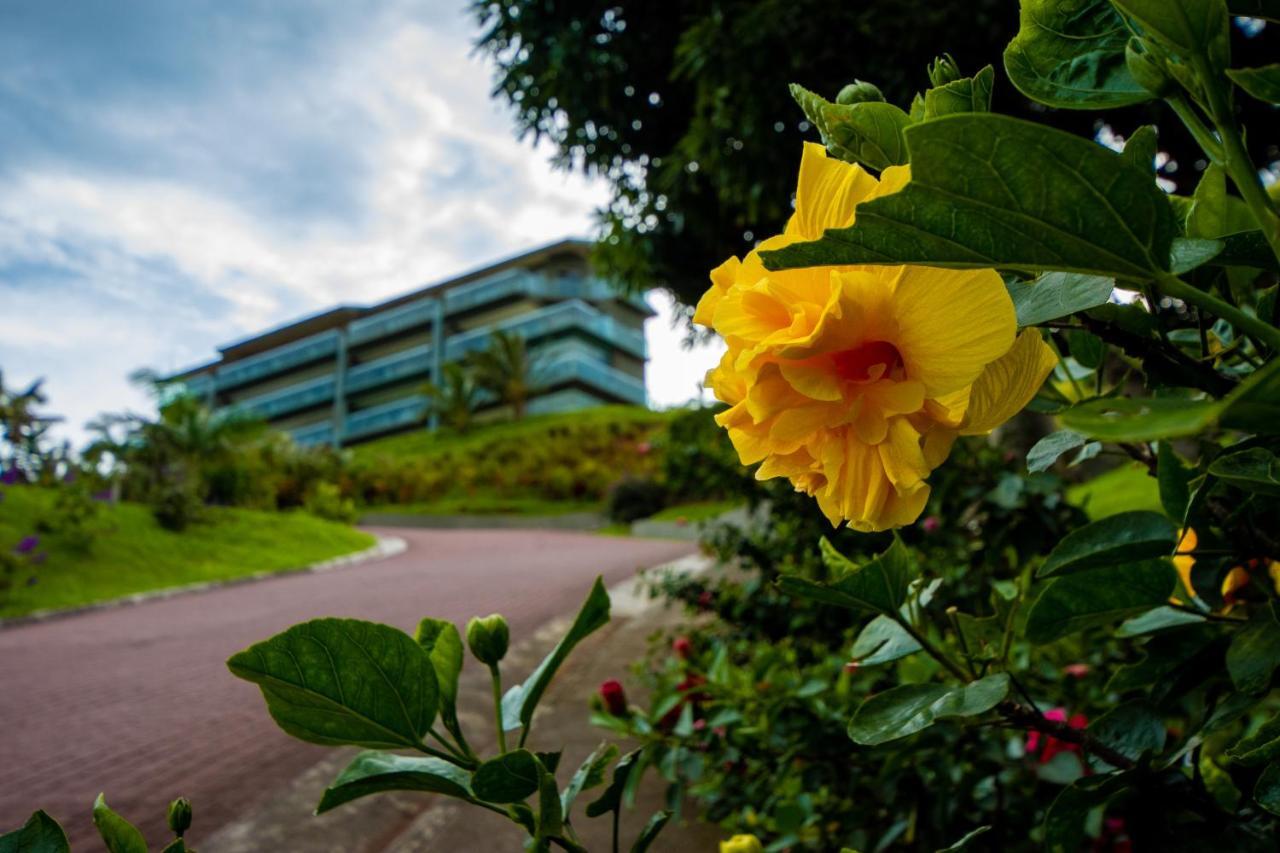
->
0, 535, 407, 631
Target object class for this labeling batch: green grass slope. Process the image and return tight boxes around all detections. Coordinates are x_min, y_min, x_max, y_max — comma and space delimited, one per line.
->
0, 487, 374, 617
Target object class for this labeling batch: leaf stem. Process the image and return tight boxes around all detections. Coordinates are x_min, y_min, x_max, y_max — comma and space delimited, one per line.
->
414, 742, 473, 767
1167, 94, 1224, 162
892, 614, 970, 682
428, 726, 476, 767
1194, 57, 1280, 267
1153, 272, 1280, 352
488, 663, 509, 754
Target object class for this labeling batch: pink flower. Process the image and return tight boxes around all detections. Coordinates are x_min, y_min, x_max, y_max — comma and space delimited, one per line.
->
673, 636, 693, 658
599, 680, 628, 716
921, 516, 941, 533
1026, 707, 1088, 764
1064, 663, 1091, 678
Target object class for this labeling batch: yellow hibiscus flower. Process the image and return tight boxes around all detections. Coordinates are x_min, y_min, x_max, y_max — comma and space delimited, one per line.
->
720, 835, 764, 853
698, 143, 1056, 531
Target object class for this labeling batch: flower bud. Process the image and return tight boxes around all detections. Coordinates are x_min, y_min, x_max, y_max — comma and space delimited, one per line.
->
167, 798, 192, 837
720, 834, 764, 853
599, 679, 628, 716
466, 614, 509, 665
927, 54, 962, 87
835, 79, 885, 105
672, 636, 693, 658
1125, 39, 1175, 97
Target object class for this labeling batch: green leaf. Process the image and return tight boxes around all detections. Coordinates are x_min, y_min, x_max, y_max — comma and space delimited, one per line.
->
782, 536, 914, 617
0, 811, 70, 853
1226, 602, 1280, 694
630, 810, 673, 853
791, 84, 911, 171
1169, 237, 1225, 273
472, 749, 540, 803
935, 825, 992, 852
1187, 164, 1256, 239
1043, 774, 1131, 853
1039, 511, 1176, 577
159, 841, 187, 853
1255, 762, 1280, 816
316, 751, 472, 814
1157, 442, 1193, 521
535, 757, 563, 842
1111, 0, 1230, 66
1007, 273, 1116, 328
1230, 713, 1280, 766
1026, 558, 1178, 643
1061, 396, 1219, 441
228, 618, 438, 750
502, 577, 610, 733
561, 742, 618, 817
1221, 358, 1280, 434
848, 674, 1009, 745
1228, 64, 1280, 103
852, 615, 921, 666
1003, 0, 1149, 109
414, 618, 463, 726
1123, 125, 1159, 172
1215, 230, 1280, 270
761, 115, 1176, 281
1117, 606, 1205, 636
1028, 430, 1088, 473
92, 794, 147, 853
923, 66, 994, 118
586, 749, 641, 818
1085, 701, 1166, 769
1209, 447, 1280, 495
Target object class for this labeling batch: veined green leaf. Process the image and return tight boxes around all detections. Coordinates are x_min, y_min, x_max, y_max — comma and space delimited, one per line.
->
923, 66, 994, 118
1228, 65, 1280, 103
1003, 0, 1149, 108
415, 618, 464, 729
1111, 0, 1230, 67
472, 749, 540, 804
91, 795, 146, 853
1038, 511, 1176, 577
791, 84, 911, 171
316, 752, 472, 814
1209, 447, 1280, 495
1043, 774, 1132, 853
779, 536, 914, 617
1256, 763, 1280, 816
1028, 431, 1089, 473
762, 115, 1176, 281
631, 810, 673, 853
1007, 273, 1116, 327
227, 618, 438, 750
848, 674, 1009, 745
1226, 602, 1280, 694
561, 742, 618, 817
0, 811, 70, 853
1026, 559, 1177, 642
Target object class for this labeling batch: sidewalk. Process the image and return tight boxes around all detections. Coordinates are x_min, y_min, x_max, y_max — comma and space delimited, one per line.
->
202, 555, 725, 853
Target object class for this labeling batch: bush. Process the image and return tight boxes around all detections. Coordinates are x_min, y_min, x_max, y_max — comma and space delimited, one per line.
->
657, 405, 753, 502
150, 481, 203, 532
35, 483, 102, 553
304, 482, 358, 525
605, 475, 668, 523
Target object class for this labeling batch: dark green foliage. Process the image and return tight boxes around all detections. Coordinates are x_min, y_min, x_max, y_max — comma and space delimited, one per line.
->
605, 476, 668, 523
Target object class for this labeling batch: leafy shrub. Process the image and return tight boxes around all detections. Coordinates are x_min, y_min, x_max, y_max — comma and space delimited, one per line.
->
657, 406, 753, 502
150, 481, 204, 532
606, 475, 668, 523
35, 483, 102, 553
304, 482, 358, 525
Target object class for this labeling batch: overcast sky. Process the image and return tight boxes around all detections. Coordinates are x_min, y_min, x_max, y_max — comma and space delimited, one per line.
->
0, 0, 723, 445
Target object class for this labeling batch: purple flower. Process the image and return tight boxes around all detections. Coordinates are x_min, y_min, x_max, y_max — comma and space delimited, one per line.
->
92, 489, 113, 502
14, 535, 39, 555
0, 467, 20, 485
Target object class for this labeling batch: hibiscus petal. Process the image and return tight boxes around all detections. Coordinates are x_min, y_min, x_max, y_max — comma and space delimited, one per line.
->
694, 256, 741, 327
890, 266, 1016, 397
878, 417, 930, 495
786, 142, 879, 240
960, 330, 1058, 435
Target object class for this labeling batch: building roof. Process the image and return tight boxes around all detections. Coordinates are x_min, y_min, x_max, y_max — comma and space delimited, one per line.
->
170, 238, 606, 379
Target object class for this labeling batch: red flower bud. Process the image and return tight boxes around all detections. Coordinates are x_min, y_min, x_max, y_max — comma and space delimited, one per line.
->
673, 636, 693, 658
697, 590, 714, 610
599, 679, 628, 716
921, 516, 941, 533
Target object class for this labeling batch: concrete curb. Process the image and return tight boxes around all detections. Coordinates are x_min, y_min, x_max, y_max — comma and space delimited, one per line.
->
0, 535, 407, 631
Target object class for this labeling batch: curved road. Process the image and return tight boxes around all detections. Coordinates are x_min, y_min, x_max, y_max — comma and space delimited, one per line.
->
0, 528, 695, 849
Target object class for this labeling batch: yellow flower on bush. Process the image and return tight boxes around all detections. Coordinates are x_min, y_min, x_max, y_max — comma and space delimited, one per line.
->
720, 834, 764, 853
697, 143, 1057, 531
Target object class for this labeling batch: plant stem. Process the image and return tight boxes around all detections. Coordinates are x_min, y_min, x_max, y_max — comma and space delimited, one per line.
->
414, 742, 473, 766
611, 807, 621, 853
1195, 57, 1280, 267
1167, 94, 1224, 162
893, 615, 970, 682
1153, 272, 1280, 352
428, 726, 476, 767
488, 663, 509, 754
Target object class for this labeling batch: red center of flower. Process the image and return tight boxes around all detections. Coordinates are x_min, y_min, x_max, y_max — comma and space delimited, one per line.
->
832, 340, 904, 382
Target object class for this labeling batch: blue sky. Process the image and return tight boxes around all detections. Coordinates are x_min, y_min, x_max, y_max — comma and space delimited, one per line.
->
0, 0, 722, 444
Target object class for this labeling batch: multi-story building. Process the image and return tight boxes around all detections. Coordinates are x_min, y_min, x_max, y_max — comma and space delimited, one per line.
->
171, 239, 652, 447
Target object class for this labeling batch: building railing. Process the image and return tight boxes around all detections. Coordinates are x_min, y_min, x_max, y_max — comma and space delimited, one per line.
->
229, 374, 336, 420
289, 421, 336, 447
347, 299, 436, 347
215, 329, 340, 390
538, 354, 647, 404
345, 343, 434, 393
345, 395, 428, 440
446, 300, 646, 361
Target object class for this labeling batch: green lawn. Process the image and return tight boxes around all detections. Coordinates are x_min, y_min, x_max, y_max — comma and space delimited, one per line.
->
1066, 462, 1163, 520
366, 496, 602, 517
0, 487, 375, 617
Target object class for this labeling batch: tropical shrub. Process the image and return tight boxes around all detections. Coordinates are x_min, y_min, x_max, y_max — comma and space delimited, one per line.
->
303, 481, 359, 525
605, 476, 669, 524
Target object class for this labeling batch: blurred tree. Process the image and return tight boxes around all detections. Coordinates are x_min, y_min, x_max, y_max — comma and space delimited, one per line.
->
468, 330, 539, 420
472, 1, 1276, 308
420, 362, 482, 433
0, 370, 63, 477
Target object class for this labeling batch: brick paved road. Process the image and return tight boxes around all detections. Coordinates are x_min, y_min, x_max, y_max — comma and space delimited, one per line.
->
0, 528, 695, 849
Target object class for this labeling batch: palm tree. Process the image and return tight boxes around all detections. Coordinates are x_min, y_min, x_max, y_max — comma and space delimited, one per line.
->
467, 330, 539, 420
420, 363, 481, 433
0, 370, 63, 474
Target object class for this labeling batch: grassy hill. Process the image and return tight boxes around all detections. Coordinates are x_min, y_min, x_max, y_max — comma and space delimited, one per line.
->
0, 487, 374, 618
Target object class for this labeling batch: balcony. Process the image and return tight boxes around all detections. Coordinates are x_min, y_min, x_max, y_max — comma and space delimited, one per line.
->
216, 330, 340, 390
230, 374, 336, 420
345, 395, 428, 440
347, 299, 437, 347
289, 421, 336, 447
538, 355, 646, 405
445, 300, 646, 361
345, 343, 434, 394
